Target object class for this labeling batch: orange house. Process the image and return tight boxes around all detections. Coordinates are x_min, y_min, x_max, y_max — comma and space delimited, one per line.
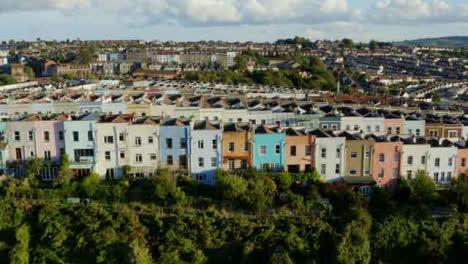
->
222, 123, 253, 170
284, 128, 315, 173
456, 146, 468, 179
368, 135, 403, 187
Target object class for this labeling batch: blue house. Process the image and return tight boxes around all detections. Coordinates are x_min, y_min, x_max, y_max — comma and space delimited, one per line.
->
252, 125, 286, 171
319, 114, 341, 131
159, 118, 191, 170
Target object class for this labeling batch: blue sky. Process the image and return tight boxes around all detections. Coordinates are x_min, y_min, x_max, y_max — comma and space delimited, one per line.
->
0, 0, 467, 42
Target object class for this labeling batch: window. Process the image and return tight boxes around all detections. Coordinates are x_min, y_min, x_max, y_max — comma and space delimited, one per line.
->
336, 147, 341, 158
351, 152, 358, 158
260, 145, 267, 155
379, 153, 385, 162
58, 131, 64, 141
44, 131, 50, 142
429, 130, 438, 137
44, 151, 51, 161
407, 170, 413, 179
462, 158, 466, 167
212, 139, 217, 150
387, 127, 392, 134
105, 151, 111, 160
228, 159, 235, 170
29, 130, 33, 141
378, 168, 384, 178
435, 158, 440, 167
211, 157, 217, 167
244, 142, 249, 152
261, 119, 266, 125
394, 153, 399, 162
331, 124, 337, 130
237, 118, 242, 122
241, 159, 248, 169
60, 148, 65, 156
14, 131, 20, 141
354, 125, 359, 131
180, 138, 187, 149
73, 131, 79, 142
321, 148, 326, 158
350, 169, 357, 175
15, 148, 22, 160
447, 172, 452, 182
449, 157, 453, 166
119, 133, 125, 141
88, 130, 93, 141
120, 151, 125, 159
135, 137, 142, 146
408, 129, 412, 135
198, 157, 204, 167
449, 131, 457, 138
321, 164, 326, 175
197, 140, 204, 149
136, 154, 142, 163
30, 151, 34, 157
416, 129, 421, 136
375, 125, 380, 132
150, 153, 157, 160
408, 156, 413, 165
367, 126, 371, 133
396, 127, 400, 135
322, 124, 328, 129
104, 136, 114, 144
73, 149, 94, 162
434, 172, 439, 183
148, 136, 154, 144
421, 155, 426, 165
275, 144, 281, 155
166, 138, 173, 149
335, 164, 340, 174
305, 145, 312, 156
106, 168, 115, 179
228, 142, 234, 152
167, 155, 173, 165
441, 172, 445, 182
365, 152, 370, 159
290, 146, 296, 156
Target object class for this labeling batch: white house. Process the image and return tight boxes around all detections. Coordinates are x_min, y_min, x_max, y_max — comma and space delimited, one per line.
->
310, 129, 346, 182
190, 121, 222, 185
426, 139, 457, 186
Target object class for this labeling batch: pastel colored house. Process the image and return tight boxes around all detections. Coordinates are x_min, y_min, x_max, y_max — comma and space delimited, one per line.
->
190, 121, 222, 185
363, 113, 385, 135
292, 104, 321, 129
367, 135, 403, 186
456, 144, 468, 179
64, 113, 98, 177
310, 129, 345, 182
426, 139, 457, 186
95, 114, 132, 179
127, 116, 161, 178
404, 115, 425, 137
252, 125, 285, 171
340, 112, 364, 133
222, 122, 253, 170
319, 114, 340, 131
400, 137, 431, 179
384, 113, 404, 136
159, 119, 190, 170
339, 132, 374, 178
284, 128, 315, 173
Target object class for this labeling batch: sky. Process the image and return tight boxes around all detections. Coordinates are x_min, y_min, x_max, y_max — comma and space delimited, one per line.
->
0, 0, 467, 42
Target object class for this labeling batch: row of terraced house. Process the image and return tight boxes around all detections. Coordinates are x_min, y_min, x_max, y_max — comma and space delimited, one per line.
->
0, 113, 468, 191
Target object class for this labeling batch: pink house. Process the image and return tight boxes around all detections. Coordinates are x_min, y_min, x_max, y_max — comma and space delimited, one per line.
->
368, 135, 403, 186
384, 113, 405, 136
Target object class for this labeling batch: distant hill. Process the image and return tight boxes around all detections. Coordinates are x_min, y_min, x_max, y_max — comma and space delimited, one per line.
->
397, 36, 468, 48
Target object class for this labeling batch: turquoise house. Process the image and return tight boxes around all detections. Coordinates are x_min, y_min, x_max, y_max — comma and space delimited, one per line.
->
252, 125, 286, 171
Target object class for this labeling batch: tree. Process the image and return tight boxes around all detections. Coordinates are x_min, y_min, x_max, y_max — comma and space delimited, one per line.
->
409, 170, 438, 203
432, 92, 441, 103
9, 224, 30, 264
232, 55, 247, 71
274, 172, 292, 191
126, 240, 153, 264
450, 176, 468, 212
24, 66, 35, 80
337, 207, 372, 264
26, 158, 44, 187
0, 74, 17, 86
369, 40, 378, 51
74, 45, 96, 64
342, 38, 354, 50
54, 154, 73, 187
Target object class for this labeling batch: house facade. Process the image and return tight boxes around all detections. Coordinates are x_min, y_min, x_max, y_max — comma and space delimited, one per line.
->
284, 128, 315, 173
310, 129, 345, 182
252, 126, 286, 171
222, 123, 253, 170
159, 119, 190, 170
